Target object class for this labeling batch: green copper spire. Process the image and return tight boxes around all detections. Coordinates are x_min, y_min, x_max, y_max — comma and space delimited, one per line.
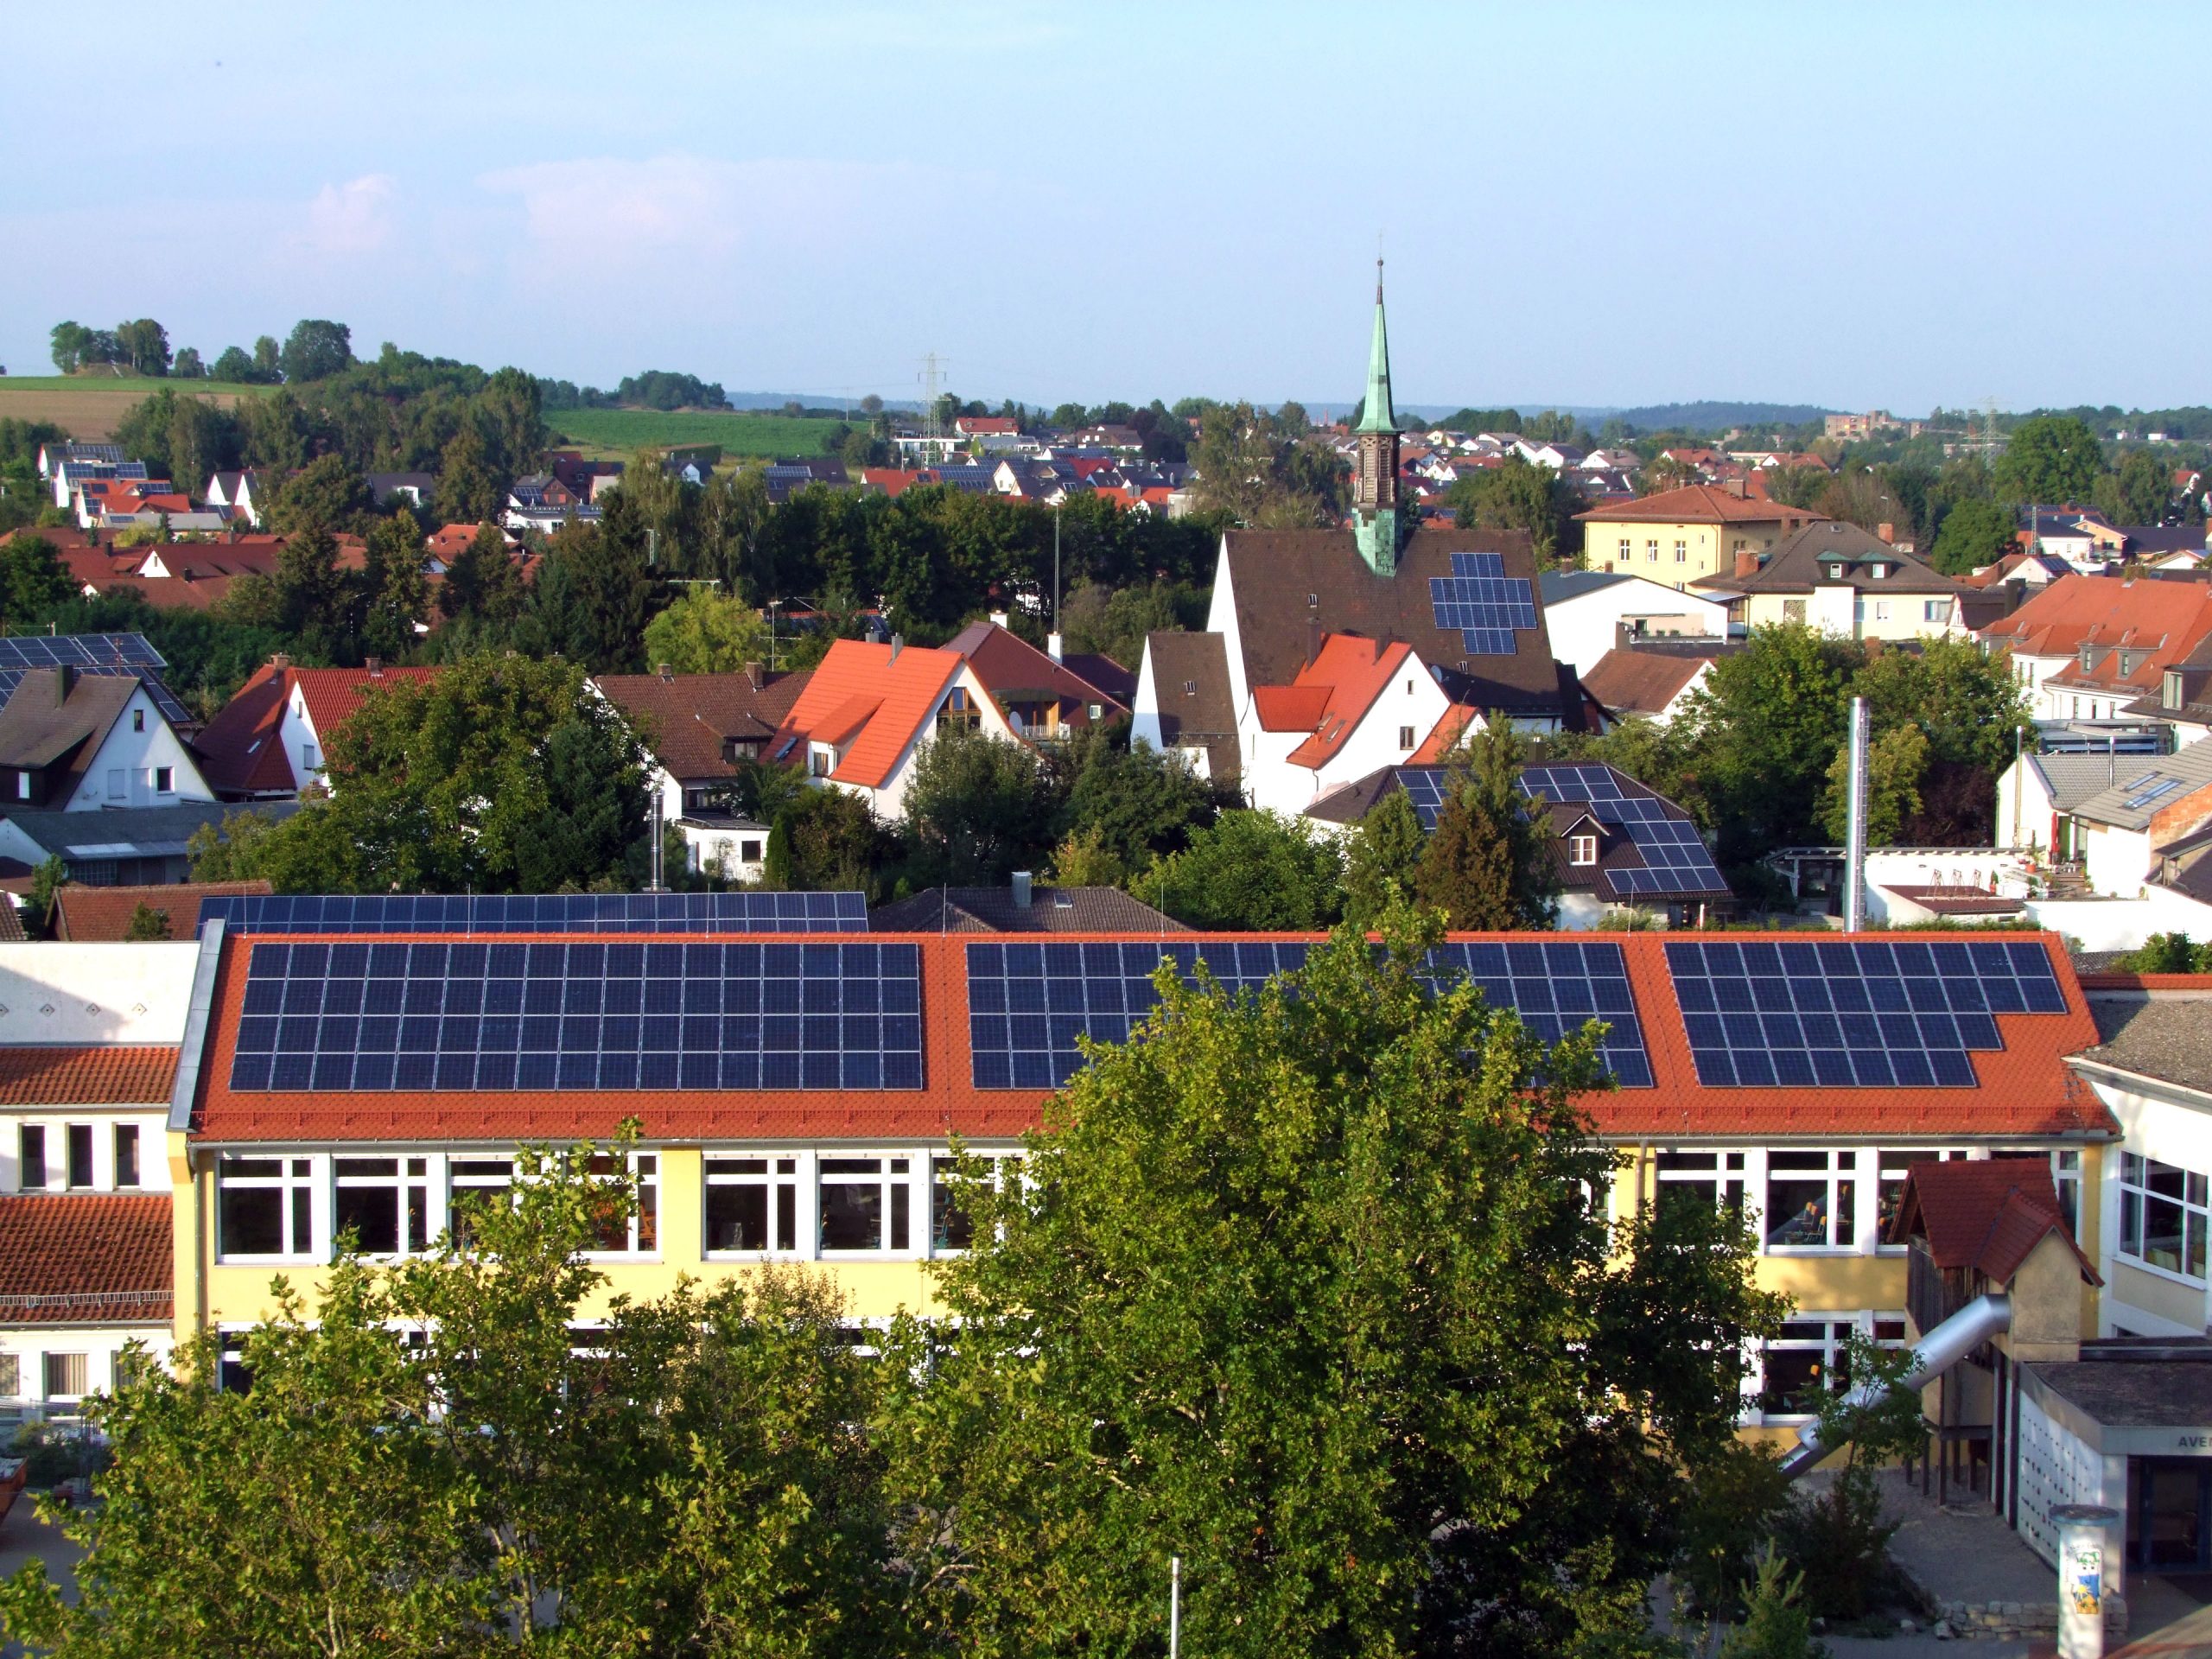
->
1354, 259, 1395, 435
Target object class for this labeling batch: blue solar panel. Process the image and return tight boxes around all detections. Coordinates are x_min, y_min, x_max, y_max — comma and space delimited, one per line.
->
0, 633, 192, 727
228, 938, 921, 1092
966, 937, 1652, 1090
1663, 938, 2068, 1090
199, 892, 869, 937
1396, 767, 1448, 829
1428, 551, 1536, 655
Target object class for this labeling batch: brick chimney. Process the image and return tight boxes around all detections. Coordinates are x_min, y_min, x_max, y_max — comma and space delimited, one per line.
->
270, 652, 289, 671
657, 661, 674, 683
742, 660, 764, 690
1734, 550, 1764, 579
1878, 521, 1896, 545
1723, 477, 1748, 499
365, 657, 382, 677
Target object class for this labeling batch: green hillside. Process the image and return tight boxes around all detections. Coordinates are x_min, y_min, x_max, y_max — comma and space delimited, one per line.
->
548, 407, 842, 461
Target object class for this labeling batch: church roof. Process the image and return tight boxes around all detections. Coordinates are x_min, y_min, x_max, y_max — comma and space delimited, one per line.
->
1354, 264, 1395, 436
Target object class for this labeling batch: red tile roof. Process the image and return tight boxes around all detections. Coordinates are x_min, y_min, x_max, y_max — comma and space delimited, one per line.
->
1979, 577, 2212, 690
1275, 635, 1414, 768
594, 670, 811, 781
182, 931, 2113, 1147
1410, 704, 1478, 762
1887, 1157, 2100, 1286
0, 1046, 179, 1106
1577, 485, 1827, 526
0, 1194, 173, 1323
1253, 685, 1332, 732
292, 664, 441, 736
941, 621, 1131, 726
772, 640, 964, 790
53, 880, 271, 943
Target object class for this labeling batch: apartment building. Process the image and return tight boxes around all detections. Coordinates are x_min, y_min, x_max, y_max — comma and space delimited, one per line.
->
1575, 486, 1827, 591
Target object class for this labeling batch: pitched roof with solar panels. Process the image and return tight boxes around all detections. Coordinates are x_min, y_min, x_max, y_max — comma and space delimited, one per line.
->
2069, 741, 2212, 831
175, 915, 2113, 1147
0, 633, 194, 728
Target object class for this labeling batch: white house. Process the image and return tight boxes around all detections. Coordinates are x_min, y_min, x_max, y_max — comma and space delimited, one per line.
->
0, 669, 213, 812
192, 661, 441, 800
1236, 634, 1452, 817
1538, 569, 1727, 679
202, 470, 267, 527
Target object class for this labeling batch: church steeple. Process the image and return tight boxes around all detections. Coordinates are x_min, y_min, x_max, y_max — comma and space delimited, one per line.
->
1351, 260, 1404, 575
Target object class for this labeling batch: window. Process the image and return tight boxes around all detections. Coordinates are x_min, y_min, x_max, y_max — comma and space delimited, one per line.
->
333, 1156, 429, 1255
154, 766, 174, 794
740, 838, 763, 862
1872, 601, 1891, 622
931, 1154, 1014, 1251
1618, 537, 1632, 564
2167, 670, 2186, 710
705, 1155, 799, 1253
43, 1352, 87, 1402
1758, 1317, 1902, 1416
1645, 538, 1659, 563
1732, 538, 1746, 554
819, 1156, 912, 1253
588, 1153, 657, 1254
1764, 1149, 1854, 1250
2119, 1153, 2209, 1281
1088, 702, 1103, 720
1568, 834, 1599, 866
810, 747, 830, 778
67, 1124, 92, 1189
18, 1125, 45, 1189
105, 769, 124, 799
937, 685, 981, 734
1875, 1147, 1967, 1242
448, 1159, 515, 1249
1926, 601, 1948, 624
302, 743, 319, 773
1399, 725, 1415, 749
1182, 680, 1197, 696
13, 772, 26, 801
1656, 1149, 1745, 1217
113, 1124, 139, 1187
0, 1352, 16, 1399
2053, 1147, 2082, 1232
218, 1156, 315, 1258
1673, 538, 1687, 563
132, 709, 144, 733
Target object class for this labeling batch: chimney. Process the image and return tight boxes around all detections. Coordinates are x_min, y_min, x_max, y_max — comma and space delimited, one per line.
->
1734, 550, 1763, 579
1306, 616, 1323, 666
270, 652, 289, 671
55, 665, 73, 702
365, 656, 382, 677
1723, 477, 1748, 499
742, 659, 764, 690
657, 661, 674, 683
1046, 630, 1064, 664
889, 633, 903, 663
1878, 521, 1896, 545
1011, 870, 1033, 908
988, 609, 1009, 629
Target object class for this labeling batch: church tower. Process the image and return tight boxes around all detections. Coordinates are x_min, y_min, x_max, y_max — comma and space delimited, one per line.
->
1351, 261, 1404, 575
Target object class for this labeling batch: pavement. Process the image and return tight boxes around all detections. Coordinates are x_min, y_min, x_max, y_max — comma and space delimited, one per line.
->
0, 1496, 82, 1658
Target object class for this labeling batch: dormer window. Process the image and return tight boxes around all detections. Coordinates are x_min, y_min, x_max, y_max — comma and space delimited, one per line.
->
1826, 563, 1845, 580
2167, 670, 2186, 710
1568, 833, 1599, 866
2081, 645, 2097, 672
2118, 652, 2135, 677
1868, 563, 1890, 580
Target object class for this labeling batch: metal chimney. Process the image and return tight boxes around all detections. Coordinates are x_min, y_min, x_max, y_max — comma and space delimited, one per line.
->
1843, 696, 1870, 932
1011, 870, 1033, 909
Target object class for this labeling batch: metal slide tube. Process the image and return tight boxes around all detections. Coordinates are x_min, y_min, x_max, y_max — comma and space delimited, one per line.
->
1779, 1293, 2012, 1479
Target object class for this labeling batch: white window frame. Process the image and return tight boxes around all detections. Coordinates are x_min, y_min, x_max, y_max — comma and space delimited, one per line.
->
704, 1153, 806, 1257
447, 1155, 517, 1249
1568, 833, 1599, 867
1762, 1148, 1857, 1253
16, 1123, 45, 1190
1754, 1310, 1907, 1422
215, 1154, 319, 1262
1655, 1147, 1746, 1217
1674, 538, 1687, 563
930, 1152, 1020, 1256
154, 766, 174, 794
0, 1351, 18, 1402
331, 1154, 431, 1258
817, 1153, 923, 1257
42, 1351, 89, 1404
2119, 1151, 2209, 1283
583, 1150, 659, 1258
113, 1122, 139, 1188
64, 1122, 93, 1189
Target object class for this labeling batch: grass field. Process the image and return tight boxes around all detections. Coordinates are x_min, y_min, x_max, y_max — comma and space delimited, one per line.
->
547, 407, 842, 461
0, 376, 261, 438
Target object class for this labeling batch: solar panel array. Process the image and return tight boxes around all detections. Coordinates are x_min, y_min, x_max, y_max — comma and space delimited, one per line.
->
228, 938, 923, 1093
966, 937, 1652, 1090
199, 892, 869, 938
1663, 938, 2068, 1089
1427, 550, 1537, 654
1398, 763, 1730, 900
0, 633, 192, 727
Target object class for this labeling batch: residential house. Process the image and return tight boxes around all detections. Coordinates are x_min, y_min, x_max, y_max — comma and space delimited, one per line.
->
1129, 631, 1239, 780
547, 454, 626, 500
0, 800, 288, 889
2120, 632, 2212, 746
202, 470, 268, 528
2015, 742, 2212, 898
0, 667, 214, 812
50, 460, 148, 511
1691, 520, 1978, 643
941, 620, 1128, 743
767, 638, 1020, 822
593, 664, 814, 881
953, 416, 1021, 441
1580, 639, 1738, 727
362, 472, 435, 510
36, 443, 124, 480
1996, 751, 2186, 861
869, 875, 1185, 933
1576, 485, 1827, 591
2021, 509, 2126, 567
52, 880, 272, 942
1538, 569, 1728, 677
1235, 631, 1453, 817
1979, 575, 2212, 723
1823, 410, 1900, 441
1065, 424, 1142, 451
762, 459, 850, 505
192, 659, 441, 800
989, 459, 1079, 504
425, 521, 515, 567
503, 474, 600, 534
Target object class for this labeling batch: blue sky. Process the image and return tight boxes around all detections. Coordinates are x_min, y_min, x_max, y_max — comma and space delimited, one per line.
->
3, 2, 2200, 414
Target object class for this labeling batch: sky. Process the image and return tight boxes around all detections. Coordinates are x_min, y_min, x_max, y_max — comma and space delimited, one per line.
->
3, 2, 2202, 416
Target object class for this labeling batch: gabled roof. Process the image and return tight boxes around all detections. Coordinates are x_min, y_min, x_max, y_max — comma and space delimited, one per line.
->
1141, 631, 1238, 779
1580, 646, 1721, 717
1275, 635, 1414, 768
595, 670, 812, 781
1887, 1157, 2100, 1287
942, 621, 1131, 722
0, 669, 137, 785
1694, 520, 1967, 597
0, 1193, 173, 1324
1576, 484, 1827, 526
0, 1045, 178, 1105
869, 885, 1188, 933
1979, 575, 2212, 672
52, 880, 272, 944
2070, 741, 2212, 830
291, 665, 442, 738
1060, 652, 1135, 705
192, 662, 296, 794
772, 640, 964, 790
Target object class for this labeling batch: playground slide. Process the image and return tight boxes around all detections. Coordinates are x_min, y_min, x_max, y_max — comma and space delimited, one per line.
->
1779, 1293, 2012, 1479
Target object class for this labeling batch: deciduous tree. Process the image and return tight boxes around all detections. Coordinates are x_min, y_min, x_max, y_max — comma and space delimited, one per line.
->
1150, 808, 1341, 928
642, 588, 771, 674
1929, 497, 2016, 575
278, 318, 354, 384
900, 723, 1058, 886
1994, 414, 2104, 505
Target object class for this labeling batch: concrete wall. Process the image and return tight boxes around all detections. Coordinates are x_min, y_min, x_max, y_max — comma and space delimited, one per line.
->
2016, 1389, 2126, 1572
0, 941, 199, 1045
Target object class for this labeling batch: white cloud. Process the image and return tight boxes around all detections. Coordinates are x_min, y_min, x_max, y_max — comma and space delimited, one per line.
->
299, 173, 397, 255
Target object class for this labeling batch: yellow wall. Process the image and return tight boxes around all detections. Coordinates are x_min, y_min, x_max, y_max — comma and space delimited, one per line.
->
1733, 589, 1962, 643
1587, 518, 1795, 588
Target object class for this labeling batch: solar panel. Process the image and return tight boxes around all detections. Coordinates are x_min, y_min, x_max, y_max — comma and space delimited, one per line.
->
1401, 765, 1729, 900
1428, 551, 1536, 655
0, 633, 192, 727
199, 892, 869, 937
1663, 938, 2068, 1090
966, 937, 1652, 1090
1395, 767, 1449, 829
228, 938, 921, 1092
2123, 777, 2184, 810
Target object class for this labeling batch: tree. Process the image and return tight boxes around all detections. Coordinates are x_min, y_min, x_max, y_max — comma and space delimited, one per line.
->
0, 535, 71, 630
1679, 625, 1860, 860
1414, 720, 1560, 929
1770, 1334, 1925, 1621
1717, 1546, 1821, 1659
48, 322, 91, 375
1150, 808, 1341, 929
1048, 823, 1128, 887
767, 788, 892, 894
278, 318, 354, 384
1448, 454, 1582, 563
23, 856, 67, 938
1817, 722, 1927, 843
531, 491, 665, 673
208, 345, 256, 385
230, 525, 350, 660
1928, 497, 2016, 575
251, 335, 282, 383
121, 902, 174, 942
887, 906, 1784, 1659
2098, 447, 2174, 525
899, 725, 1057, 886
1057, 579, 1206, 676
1994, 414, 2103, 505
359, 512, 431, 662
1342, 786, 1427, 929
114, 319, 170, 378
170, 347, 205, 380
266, 452, 371, 534
437, 522, 525, 630
642, 588, 771, 674
1058, 738, 1225, 872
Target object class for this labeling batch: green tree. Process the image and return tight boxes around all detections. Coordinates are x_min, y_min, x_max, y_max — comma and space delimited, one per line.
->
437, 521, 525, 631
769, 788, 892, 894
1342, 786, 1427, 928
359, 512, 431, 663
1448, 454, 1582, 563
642, 588, 772, 673
887, 906, 1784, 1659
121, 902, 174, 942
278, 318, 354, 383
1150, 808, 1342, 928
208, 345, 256, 384
2097, 447, 2175, 525
1928, 497, 2016, 575
1059, 739, 1225, 872
171, 347, 205, 379
1994, 414, 2104, 505
1680, 625, 1861, 860
1717, 1545, 1823, 1659
1770, 1334, 1926, 1620
435, 425, 506, 524
48, 322, 91, 375
266, 453, 371, 534
1414, 720, 1560, 929
251, 335, 282, 382
1057, 578, 1207, 675
1048, 823, 1129, 887
0, 536, 71, 630
531, 490, 665, 672
23, 855, 67, 938
901, 724, 1058, 886
114, 318, 170, 377
1816, 723, 1927, 843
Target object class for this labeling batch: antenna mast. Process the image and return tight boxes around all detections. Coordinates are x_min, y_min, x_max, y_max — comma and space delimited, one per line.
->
920, 353, 945, 461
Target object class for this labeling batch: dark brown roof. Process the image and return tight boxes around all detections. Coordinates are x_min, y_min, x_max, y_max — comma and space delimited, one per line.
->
1060, 652, 1136, 705
0, 1194, 173, 1324
1887, 1157, 2100, 1286
53, 880, 271, 942
0, 669, 137, 790
595, 669, 811, 781
1580, 646, 1715, 717
869, 885, 1188, 933
0, 900, 23, 941
1695, 520, 1968, 597
1305, 766, 1406, 824
944, 621, 1129, 724
1218, 526, 1573, 719
1142, 630, 1239, 780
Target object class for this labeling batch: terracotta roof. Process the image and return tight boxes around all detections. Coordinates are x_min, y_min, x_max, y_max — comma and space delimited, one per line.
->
182, 929, 2113, 1146
0, 1194, 173, 1324
1886, 1157, 2100, 1287
1281, 636, 1414, 768
1409, 704, 1478, 763
1979, 577, 2212, 696
1253, 684, 1332, 731
1141, 631, 1238, 779
0, 1046, 177, 1106
292, 664, 441, 737
1218, 527, 1574, 721
943, 621, 1130, 727
0, 902, 22, 942
1576, 485, 1827, 526
53, 880, 271, 943
869, 886, 1188, 933
595, 670, 811, 781
1580, 648, 1713, 719
772, 640, 964, 790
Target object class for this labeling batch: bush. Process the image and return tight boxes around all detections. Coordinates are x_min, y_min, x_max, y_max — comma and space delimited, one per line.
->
2120, 931, 2212, 973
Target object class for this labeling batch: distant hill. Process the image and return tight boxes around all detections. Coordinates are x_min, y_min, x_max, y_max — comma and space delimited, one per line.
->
1604, 401, 1835, 433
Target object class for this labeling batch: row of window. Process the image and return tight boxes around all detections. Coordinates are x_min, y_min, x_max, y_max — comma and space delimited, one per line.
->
1614, 537, 1693, 568
2118, 1153, 2210, 1283
0, 1348, 145, 1405
1756, 1313, 1906, 1419
215, 1150, 1014, 1262
13, 1123, 142, 1192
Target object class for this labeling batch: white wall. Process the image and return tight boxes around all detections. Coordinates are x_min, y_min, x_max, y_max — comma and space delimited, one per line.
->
1996, 760, 2060, 853
2084, 822, 2154, 897
2014, 1389, 2127, 1576
0, 1327, 175, 1426
1240, 664, 1449, 817
1, 1110, 171, 1192
0, 941, 199, 1045
63, 684, 215, 810
2022, 886, 2212, 951
1543, 581, 1726, 678
829, 662, 1019, 824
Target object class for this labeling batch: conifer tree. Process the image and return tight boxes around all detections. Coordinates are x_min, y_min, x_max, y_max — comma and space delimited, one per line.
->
1412, 717, 1560, 929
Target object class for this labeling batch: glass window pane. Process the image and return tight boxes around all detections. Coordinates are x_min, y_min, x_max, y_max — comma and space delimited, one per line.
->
335, 1185, 399, 1254
708, 1184, 769, 1251
820, 1182, 883, 1250
1766, 1179, 1833, 1248
221, 1186, 284, 1255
